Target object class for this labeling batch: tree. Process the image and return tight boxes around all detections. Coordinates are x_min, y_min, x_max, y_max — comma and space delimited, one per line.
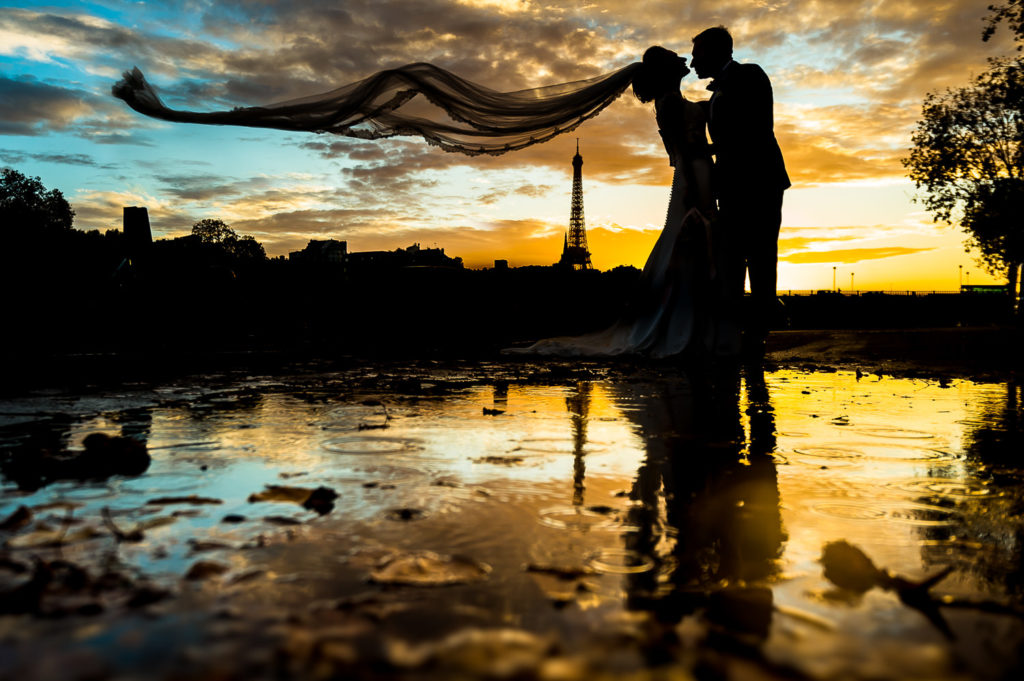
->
984, 0, 1024, 49
190, 218, 266, 262
191, 218, 237, 245
227, 234, 266, 261
903, 56, 1024, 309
0, 168, 75, 235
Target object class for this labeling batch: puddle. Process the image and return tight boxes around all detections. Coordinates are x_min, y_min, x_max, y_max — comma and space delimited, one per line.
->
1, 366, 1022, 680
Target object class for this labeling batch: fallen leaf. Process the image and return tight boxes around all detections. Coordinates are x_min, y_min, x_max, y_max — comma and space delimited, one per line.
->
249, 486, 311, 504
0, 506, 32, 532
248, 485, 337, 515
185, 561, 230, 580
6, 526, 104, 549
821, 540, 884, 593
146, 495, 223, 506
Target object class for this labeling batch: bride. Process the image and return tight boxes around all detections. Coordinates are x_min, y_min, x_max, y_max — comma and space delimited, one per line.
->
506, 46, 732, 358
112, 48, 734, 358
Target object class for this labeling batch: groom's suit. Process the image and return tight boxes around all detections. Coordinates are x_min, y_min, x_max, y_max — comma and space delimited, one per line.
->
706, 60, 789, 344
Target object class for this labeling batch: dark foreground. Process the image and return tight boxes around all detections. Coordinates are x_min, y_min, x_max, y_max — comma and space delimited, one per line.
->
1, 349, 1023, 681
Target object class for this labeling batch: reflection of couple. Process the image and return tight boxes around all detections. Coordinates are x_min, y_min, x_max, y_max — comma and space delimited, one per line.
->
619, 365, 785, 632
113, 26, 788, 359
514, 27, 790, 359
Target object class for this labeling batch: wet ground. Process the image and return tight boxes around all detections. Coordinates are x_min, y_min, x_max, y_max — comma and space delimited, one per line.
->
1, 360, 1023, 681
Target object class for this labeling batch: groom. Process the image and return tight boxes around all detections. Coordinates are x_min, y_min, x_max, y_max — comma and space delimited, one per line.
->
691, 26, 790, 357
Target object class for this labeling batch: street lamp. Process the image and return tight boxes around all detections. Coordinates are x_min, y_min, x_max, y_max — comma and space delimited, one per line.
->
833, 266, 836, 292
966, 271, 970, 287
959, 265, 963, 289
850, 272, 855, 291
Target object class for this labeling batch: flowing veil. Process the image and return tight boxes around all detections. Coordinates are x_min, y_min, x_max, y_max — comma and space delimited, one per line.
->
112, 63, 640, 155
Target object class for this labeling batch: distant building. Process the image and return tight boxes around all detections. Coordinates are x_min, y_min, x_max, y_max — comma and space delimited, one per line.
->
494, 259, 509, 270
123, 206, 152, 261
348, 243, 463, 270
289, 239, 347, 264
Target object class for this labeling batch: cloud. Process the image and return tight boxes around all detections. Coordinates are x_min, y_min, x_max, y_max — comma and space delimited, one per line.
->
0, 148, 112, 168
0, 76, 95, 135
780, 246, 933, 264
779, 235, 860, 252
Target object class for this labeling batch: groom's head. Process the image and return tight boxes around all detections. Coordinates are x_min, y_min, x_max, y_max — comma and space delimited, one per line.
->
691, 26, 733, 79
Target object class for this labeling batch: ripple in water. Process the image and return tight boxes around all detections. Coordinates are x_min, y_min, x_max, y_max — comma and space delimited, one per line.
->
858, 447, 958, 463
788, 446, 864, 467
848, 426, 936, 440
885, 502, 957, 527
807, 499, 888, 521
887, 478, 992, 499
322, 436, 423, 455
586, 548, 655, 574
538, 506, 618, 532
512, 438, 608, 455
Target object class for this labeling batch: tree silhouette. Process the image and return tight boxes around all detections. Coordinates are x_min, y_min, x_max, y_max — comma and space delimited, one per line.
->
191, 218, 236, 245
227, 234, 266, 261
1, 168, 74, 237
903, 56, 1024, 308
190, 218, 266, 261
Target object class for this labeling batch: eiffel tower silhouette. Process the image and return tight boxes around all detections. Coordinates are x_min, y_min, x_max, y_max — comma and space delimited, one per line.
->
558, 139, 593, 270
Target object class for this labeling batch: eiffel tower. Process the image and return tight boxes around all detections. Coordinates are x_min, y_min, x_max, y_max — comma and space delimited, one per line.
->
558, 139, 593, 270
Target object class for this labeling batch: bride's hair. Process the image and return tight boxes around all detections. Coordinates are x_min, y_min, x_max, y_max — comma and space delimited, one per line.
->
632, 46, 689, 102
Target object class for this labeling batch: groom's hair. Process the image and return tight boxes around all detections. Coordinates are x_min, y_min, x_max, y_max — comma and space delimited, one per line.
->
693, 26, 733, 56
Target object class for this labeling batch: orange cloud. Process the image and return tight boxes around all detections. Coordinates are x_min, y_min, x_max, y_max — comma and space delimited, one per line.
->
781, 246, 933, 264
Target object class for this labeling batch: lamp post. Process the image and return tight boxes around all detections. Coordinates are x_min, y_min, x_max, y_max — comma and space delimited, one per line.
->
850, 272, 855, 291
833, 266, 836, 292
966, 271, 970, 287
959, 265, 963, 289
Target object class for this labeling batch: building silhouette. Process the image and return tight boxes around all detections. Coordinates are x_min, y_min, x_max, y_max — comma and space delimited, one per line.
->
123, 206, 152, 263
347, 242, 463, 271
288, 239, 347, 264
558, 140, 593, 270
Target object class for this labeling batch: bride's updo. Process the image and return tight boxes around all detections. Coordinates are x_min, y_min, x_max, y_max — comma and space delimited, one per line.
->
632, 46, 690, 102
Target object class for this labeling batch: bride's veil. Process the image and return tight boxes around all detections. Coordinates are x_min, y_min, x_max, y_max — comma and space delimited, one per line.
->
112, 62, 641, 155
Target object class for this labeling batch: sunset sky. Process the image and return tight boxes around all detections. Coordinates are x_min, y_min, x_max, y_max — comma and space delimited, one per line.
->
1, 0, 1016, 289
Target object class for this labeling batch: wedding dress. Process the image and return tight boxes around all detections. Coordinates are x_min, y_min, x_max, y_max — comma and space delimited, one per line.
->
505, 93, 732, 358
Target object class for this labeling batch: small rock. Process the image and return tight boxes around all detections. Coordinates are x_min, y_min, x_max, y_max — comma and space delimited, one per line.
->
386, 508, 424, 521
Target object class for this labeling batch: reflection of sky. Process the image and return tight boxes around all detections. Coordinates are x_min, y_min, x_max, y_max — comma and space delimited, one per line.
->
1, 1, 1016, 288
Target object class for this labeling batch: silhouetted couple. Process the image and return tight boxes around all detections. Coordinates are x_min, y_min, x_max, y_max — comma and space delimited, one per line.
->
510, 27, 789, 359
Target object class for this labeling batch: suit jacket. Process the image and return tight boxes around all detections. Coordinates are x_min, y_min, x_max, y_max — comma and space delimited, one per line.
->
707, 61, 790, 199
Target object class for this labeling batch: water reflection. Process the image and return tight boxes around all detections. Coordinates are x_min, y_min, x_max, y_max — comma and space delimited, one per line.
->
565, 381, 591, 507
935, 379, 1024, 602
617, 367, 785, 634
2, 367, 1024, 680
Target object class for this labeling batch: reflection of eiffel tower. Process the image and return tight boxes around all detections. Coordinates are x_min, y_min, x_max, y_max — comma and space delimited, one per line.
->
558, 140, 593, 270
566, 381, 593, 506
